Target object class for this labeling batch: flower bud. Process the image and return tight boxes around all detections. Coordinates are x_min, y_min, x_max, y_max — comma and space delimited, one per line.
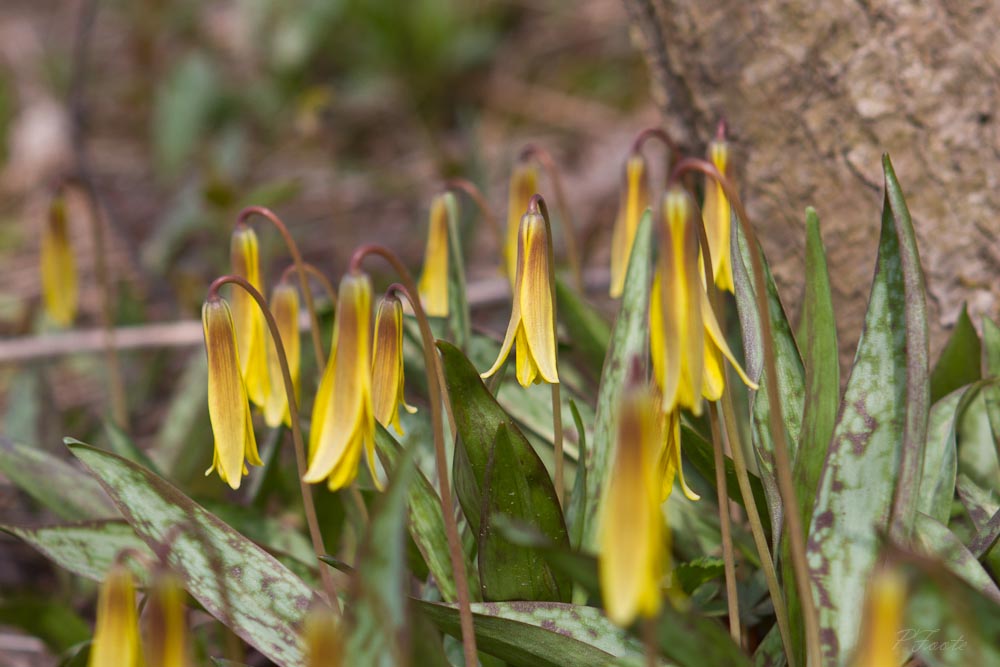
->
852, 566, 906, 667
89, 563, 142, 667
371, 294, 417, 435
145, 571, 191, 667
40, 191, 79, 326
263, 282, 301, 428
610, 153, 650, 298
417, 193, 450, 318
702, 131, 734, 292
230, 225, 269, 408
303, 605, 343, 667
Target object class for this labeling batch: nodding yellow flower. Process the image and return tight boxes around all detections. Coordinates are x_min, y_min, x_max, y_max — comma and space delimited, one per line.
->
371, 294, 417, 435
417, 193, 450, 318
650, 186, 756, 416
702, 132, 734, 293
852, 567, 906, 667
610, 153, 650, 298
40, 191, 79, 326
89, 563, 142, 667
263, 282, 301, 428
482, 202, 559, 387
658, 408, 700, 502
230, 225, 269, 408
503, 161, 540, 283
202, 297, 263, 489
600, 383, 665, 626
145, 572, 191, 667
304, 272, 377, 491
303, 605, 343, 667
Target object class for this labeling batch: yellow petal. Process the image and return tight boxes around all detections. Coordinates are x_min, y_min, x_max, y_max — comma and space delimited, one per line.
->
701, 297, 758, 390
304, 605, 343, 667
702, 335, 725, 401
518, 212, 559, 385
40, 194, 79, 327
610, 154, 649, 298
703, 139, 734, 293
146, 572, 192, 667
504, 163, 539, 283
852, 567, 906, 667
203, 299, 256, 490
263, 283, 301, 427
304, 273, 373, 490
89, 564, 142, 667
372, 295, 414, 435
514, 322, 537, 387
230, 226, 269, 408
417, 194, 450, 318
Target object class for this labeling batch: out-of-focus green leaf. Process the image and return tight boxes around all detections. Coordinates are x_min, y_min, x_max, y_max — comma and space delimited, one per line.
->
0, 520, 150, 583
583, 211, 652, 550
437, 342, 570, 601
344, 453, 415, 666
555, 278, 611, 379
374, 423, 458, 602
957, 472, 999, 535
154, 351, 210, 483
104, 421, 160, 473
495, 378, 589, 460
2, 368, 40, 445
0, 437, 116, 520
981, 317, 1000, 476
565, 399, 588, 549
0, 595, 91, 653
732, 217, 805, 547
238, 180, 302, 210
675, 556, 724, 595
752, 624, 787, 667
806, 155, 929, 662
153, 54, 220, 178
914, 513, 1000, 603
930, 303, 981, 403
918, 387, 964, 524
653, 597, 753, 667
796, 207, 839, 528
67, 441, 316, 667
478, 423, 571, 602
444, 191, 471, 349
957, 385, 1000, 497
415, 600, 645, 667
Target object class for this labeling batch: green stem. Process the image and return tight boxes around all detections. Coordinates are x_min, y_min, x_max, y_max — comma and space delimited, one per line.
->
709, 402, 741, 643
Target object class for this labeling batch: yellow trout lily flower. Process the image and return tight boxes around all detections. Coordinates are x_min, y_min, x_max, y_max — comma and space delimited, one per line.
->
89, 563, 142, 667
702, 125, 734, 292
658, 408, 700, 502
482, 200, 559, 387
650, 186, 756, 416
609, 152, 650, 298
202, 297, 263, 489
230, 225, 269, 408
852, 566, 906, 667
304, 605, 343, 667
40, 191, 79, 326
599, 383, 664, 626
305, 272, 377, 490
372, 293, 417, 435
263, 282, 301, 428
145, 572, 192, 667
417, 193, 450, 317
503, 161, 540, 283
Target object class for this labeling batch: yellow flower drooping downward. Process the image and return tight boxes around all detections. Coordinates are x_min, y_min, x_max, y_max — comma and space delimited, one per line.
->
650, 186, 756, 416
230, 225, 269, 408
609, 152, 650, 298
599, 382, 665, 626
371, 293, 417, 435
658, 407, 700, 502
305, 272, 376, 490
702, 125, 734, 293
503, 161, 540, 283
417, 193, 450, 317
202, 297, 263, 489
482, 198, 559, 387
303, 605, 343, 667
145, 571, 192, 667
89, 563, 142, 667
40, 190, 79, 326
851, 566, 906, 667
262, 282, 301, 428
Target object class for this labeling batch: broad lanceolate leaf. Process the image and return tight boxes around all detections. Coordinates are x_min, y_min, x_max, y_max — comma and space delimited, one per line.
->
918, 387, 964, 525
929, 303, 981, 403
0, 436, 117, 520
415, 601, 645, 667
374, 423, 458, 602
478, 423, 571, 602
67, 441, 317, 667
583, 211, 653, 550
981, 317, 1000, 477
806, 155, 929, 664
732, 216, 805, 547
913, 512, 1000, 604
0, 520, 151, 583
437, 341, 570, 602
565, 399, 588, 550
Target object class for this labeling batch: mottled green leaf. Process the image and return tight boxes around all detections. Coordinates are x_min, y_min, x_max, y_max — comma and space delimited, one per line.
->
914, 512, 1000, 603
583, 211, 652, 549
478, 422, 571, 602
104, 421, 160, 474
930, 303, 981, 403
796, 207, 839, 528
752, 624, 787, 667
918, 387, 964, 524
806, 155, 929, 664
981, 317, 1000, 477
0, 595, 91, 653
0, 520, 150, 583
555, 278, 611, 378
0, 436, 116, 520
675, 556, 724, 595
415, 600, 644, 667
565, 399, 588, 550
67, 441, 316, 667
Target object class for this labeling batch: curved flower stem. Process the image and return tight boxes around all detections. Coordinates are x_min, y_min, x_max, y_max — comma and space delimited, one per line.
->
552, 383, 565, 505
208, 275, 340, 614
445, 178, 504, 252
237, 206, 326, 371
631, 127, 682, 176
520, 145, 584, 291
671, 158, 817, 667
349, 245, 478, 666
279, 262, 338, 313
708, 402, 741, 643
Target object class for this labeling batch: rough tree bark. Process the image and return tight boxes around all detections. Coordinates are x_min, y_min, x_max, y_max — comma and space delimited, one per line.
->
626, 0, 1000, 362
